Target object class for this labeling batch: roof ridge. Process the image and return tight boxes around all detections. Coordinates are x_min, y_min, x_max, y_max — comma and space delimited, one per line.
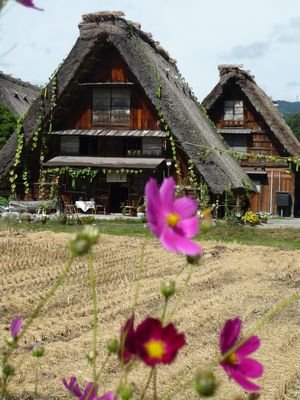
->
0, 71, 39, 90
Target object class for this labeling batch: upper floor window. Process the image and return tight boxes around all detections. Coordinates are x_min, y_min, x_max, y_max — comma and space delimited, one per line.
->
224, 100, 244, 125
92, 87, 130, 126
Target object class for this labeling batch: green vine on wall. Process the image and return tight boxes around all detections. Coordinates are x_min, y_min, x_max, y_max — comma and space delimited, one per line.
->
9, 116, 24, 194
131, 33, 181, 178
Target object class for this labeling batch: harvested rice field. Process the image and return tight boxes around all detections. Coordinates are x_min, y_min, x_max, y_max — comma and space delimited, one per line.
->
0, 229, 299, 400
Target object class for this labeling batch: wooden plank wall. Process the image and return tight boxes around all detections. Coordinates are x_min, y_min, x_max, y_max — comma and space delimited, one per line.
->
249, 169, 294, 215
58, 47, 159, 131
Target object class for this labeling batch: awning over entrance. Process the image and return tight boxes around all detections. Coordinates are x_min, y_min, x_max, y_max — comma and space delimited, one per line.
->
51, 129, 167, 138
43, 156, 165, 169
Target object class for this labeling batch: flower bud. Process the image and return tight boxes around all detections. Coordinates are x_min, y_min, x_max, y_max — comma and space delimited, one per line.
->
68, 226, 99, 257
107, 338, 119, 354
86, 350, 96, 363
117, 384, 133, 400
195, 371, 216, 397
160, 280, 175, 298
186, 253, 202, 265
6, 336, 15, 347
3, 365, 15, 377
32, 344, 45, 358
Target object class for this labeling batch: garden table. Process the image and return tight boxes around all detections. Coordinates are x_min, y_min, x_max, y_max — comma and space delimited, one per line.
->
75, 200, 95, 213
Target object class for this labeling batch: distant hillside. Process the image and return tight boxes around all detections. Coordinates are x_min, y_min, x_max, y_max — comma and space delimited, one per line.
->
276, 100, 300, 114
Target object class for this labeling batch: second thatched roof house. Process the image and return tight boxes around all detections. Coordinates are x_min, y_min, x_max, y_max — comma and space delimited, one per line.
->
0, 12, 253, 212
203, 64, 300, 216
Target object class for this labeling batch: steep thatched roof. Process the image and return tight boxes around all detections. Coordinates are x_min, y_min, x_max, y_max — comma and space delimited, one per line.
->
0, 71, 39, 116
203, 65, 300, 156
0, 12, 254, 194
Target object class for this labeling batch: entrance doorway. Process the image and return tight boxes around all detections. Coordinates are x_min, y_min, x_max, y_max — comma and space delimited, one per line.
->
110, 183, 128, 213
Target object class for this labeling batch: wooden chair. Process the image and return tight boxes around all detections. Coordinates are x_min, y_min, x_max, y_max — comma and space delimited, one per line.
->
124, 194, 143, 217
95, 195, 108, 215
61, 195, 78, 215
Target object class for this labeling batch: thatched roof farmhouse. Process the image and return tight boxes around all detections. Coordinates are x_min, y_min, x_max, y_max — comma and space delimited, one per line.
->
0, 12, 254, 207
203, 65, 300, 215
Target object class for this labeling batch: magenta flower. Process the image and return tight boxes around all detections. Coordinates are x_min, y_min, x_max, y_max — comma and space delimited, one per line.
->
220, 318, 263, 392
63, 377, 116, 400
134, 317, 186, 366
15, 0, 44, 11
145, 177, 202, 256
10, 317, 22, 339
118, 316, 136, 364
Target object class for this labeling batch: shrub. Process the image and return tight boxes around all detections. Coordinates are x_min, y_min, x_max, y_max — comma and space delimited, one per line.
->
241, 211, 260, 226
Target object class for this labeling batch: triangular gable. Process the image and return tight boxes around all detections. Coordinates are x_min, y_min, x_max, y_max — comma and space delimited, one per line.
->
203, 65, 300, 157
0, 13, 255, 194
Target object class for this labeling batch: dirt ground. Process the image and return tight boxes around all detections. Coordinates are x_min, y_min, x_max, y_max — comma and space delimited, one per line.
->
0, 229, 299, 400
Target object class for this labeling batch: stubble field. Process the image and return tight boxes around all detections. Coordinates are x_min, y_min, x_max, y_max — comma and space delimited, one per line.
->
0, 229, 299, 400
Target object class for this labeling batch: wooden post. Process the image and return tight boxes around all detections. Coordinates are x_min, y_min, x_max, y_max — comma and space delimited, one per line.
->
270, 171, 274, 214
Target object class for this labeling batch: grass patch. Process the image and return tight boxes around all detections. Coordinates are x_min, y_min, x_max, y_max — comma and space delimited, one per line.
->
200, 222, 300, 250
1, 220, 300, 249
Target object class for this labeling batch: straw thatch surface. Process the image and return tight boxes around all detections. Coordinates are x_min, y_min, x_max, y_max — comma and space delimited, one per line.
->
0, 230, 299, 399
202, 65, 300, 157
0, 71, 39, 116
0, 12, 254, 193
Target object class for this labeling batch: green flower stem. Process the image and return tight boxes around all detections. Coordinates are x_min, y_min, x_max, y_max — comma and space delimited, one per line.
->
165, 263, 195, 324
160, 297, 169, 324
153, 366, 158, 400
17, 255, 75, 346
96, 354, 111, 384
140, 368, 154, 400
132, 238, 149, 314
161, 293, 300, 400
88, 251, 98, 383
34, 358, 40, 399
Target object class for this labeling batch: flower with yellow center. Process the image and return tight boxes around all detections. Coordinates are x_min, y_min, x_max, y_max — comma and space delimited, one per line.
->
226, 352, 238, 365
145, 340, 165, 360
166, 212, 180, 227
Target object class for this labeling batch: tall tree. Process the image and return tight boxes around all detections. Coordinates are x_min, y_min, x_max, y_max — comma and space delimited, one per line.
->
0, 103, 16, 149
284, 113, 300, 142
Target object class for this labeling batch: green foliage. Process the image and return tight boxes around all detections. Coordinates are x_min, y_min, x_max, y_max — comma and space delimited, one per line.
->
0, 103, 17, 150
198, 181, 210, 209
284, 112, 300, 142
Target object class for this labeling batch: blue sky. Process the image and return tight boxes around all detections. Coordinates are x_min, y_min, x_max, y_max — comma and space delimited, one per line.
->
1, 0, 300, 101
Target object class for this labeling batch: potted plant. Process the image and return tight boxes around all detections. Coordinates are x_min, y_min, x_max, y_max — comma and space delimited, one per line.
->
241, 211, 260, 226
36, 214, 48, 225
20, 213, 32, 224
258, 211, 270, 223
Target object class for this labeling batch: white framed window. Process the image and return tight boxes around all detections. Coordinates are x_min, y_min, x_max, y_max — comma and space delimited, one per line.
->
224, 100, 244, 122
92, 87, 131, 126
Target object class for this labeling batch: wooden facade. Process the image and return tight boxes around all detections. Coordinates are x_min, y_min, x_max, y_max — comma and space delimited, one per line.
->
42, 47, 176, 212
0, 13, 254, 206
203, 65, 300, 216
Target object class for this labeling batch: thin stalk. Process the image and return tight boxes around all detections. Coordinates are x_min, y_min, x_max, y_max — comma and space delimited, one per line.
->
160, 293, 300, 400
165, 263, 195, 323
160, 298, 169, 324
17, 256, 75, 345
153, 366, 158, 400
34, 358, 40, 399
132, 238, 149, 314
88, 250, 98, 383
140, 368, 154, 400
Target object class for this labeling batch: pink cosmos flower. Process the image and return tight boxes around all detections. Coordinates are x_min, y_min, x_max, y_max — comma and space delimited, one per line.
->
62, 377, 116, 400
118, 316, 136, 364
145, 177, 202, 256
10, 316, 22, 339
220, 318, 263, 392
134, 317, 185, 366
16, 0, 44, 11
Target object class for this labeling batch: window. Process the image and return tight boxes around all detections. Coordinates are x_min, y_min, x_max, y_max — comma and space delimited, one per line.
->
125, 138, 142, 156
92, 87, 130, 126
224, 100, 244, 124
223, 133, 249, 153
